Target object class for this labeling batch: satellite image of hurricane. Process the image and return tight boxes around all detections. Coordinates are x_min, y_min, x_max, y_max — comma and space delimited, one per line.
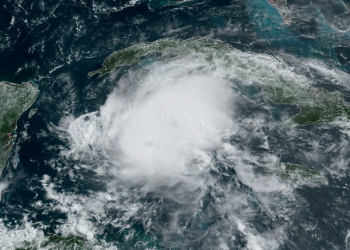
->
2, 0, 350, 249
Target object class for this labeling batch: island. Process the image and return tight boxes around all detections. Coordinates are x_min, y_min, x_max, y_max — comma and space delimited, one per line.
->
28, 108, 38, 119
16, 234, 92, 250
0, 81, 39, 176
40, 235, 89, 249
262, 80, 350, 126
265, 162, 325, 182
88, 38, 230, 77
89, 38, 350, 126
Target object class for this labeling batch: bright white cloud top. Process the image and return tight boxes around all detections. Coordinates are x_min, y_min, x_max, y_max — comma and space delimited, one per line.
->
69, 61, 237, 185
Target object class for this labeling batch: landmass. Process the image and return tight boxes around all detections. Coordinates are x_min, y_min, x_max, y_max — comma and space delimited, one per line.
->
40, 235, 87, 249
262, 81, 350, 126
0, 81, 39, 176
89, 38, 350, 126
88, 38, 229, 77
28, 108, 38, 118
265, 162, 325, 182
16, 234, 93, 250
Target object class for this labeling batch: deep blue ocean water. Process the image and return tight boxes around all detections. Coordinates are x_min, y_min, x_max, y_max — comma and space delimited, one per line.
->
1, 0, 350, 249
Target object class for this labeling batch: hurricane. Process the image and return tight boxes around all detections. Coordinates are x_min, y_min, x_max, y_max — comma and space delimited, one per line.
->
1, 0, 350, 249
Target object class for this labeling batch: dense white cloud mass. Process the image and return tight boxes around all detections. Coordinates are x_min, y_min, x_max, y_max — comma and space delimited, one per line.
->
60, 51, 316, 249
69, 61, 237, 185
2, 45, 344, 249
60, 56, 292, 249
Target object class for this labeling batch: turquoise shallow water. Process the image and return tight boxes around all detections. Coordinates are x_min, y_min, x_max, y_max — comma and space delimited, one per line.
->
1, 0, 350, 249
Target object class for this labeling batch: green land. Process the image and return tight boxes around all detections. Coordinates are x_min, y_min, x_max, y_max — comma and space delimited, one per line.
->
0, 81, 38, 176
28, 108, 38, 118
16, 234, 93, 250
262, 81, 350, 126
265, 162, 324, 182
88, 38, 229, 77
90, 38, 350, 126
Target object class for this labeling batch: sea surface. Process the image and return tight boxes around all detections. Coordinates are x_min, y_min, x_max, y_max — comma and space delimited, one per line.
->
1, 0, 350, 249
